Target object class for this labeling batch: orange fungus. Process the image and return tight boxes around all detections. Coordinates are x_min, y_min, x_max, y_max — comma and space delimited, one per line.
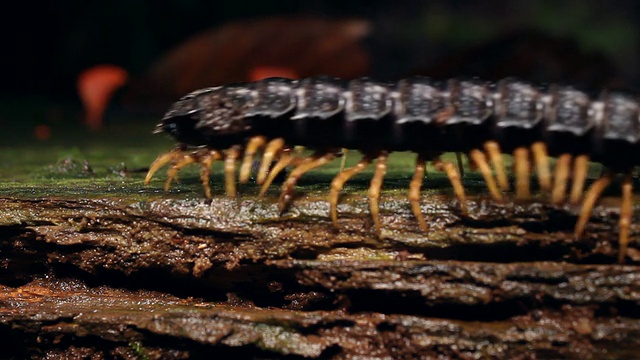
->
77, 64, 128, 131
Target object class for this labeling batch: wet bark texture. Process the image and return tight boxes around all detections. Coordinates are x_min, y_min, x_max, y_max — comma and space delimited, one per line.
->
0, 193, 639, 359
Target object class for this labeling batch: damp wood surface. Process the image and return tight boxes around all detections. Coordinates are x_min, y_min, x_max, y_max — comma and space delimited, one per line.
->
0, 120, 640, 359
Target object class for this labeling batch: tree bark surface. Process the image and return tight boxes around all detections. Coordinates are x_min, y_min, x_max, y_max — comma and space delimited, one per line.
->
0, 193, 638, 359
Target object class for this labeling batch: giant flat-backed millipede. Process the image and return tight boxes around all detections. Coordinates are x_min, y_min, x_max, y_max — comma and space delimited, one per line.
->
144, 76, 639, 263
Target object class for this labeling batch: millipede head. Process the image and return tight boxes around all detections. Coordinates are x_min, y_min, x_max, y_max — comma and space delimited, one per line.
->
158, 84, 258, 148
155, 88, 210, 143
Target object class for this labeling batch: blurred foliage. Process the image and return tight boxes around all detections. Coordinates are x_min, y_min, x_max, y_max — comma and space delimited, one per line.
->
1, 0, 639, 100
0, 0, 634, 184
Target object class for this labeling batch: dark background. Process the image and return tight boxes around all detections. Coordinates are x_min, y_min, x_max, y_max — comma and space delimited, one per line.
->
1, 0, 639, 107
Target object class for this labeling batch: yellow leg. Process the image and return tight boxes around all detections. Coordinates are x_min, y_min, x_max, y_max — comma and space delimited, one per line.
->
484, 141, 509, 191
165, 154, 196, 191
278, 151, 337, 213
531, 141, 551, 193
330, 154, 372, 228
469, 149, 503, 201
513, 147, 531, 200
569, 155, 589, 204
199, 150, 222, 199
619, 174, 633, 264
145, 149, 182, 185
224, 146, 241, 198
551, 154, 572, 204
574, 171, 613, 239
434, 158, 467, 213
369, 152, 389, 237
239, 136, 266, 184
258, 151, 294, 197
257, 138, 285, 184
409, 153, 428, 231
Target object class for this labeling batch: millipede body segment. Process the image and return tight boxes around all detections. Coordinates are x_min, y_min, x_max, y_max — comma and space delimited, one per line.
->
145, 76, 640, 263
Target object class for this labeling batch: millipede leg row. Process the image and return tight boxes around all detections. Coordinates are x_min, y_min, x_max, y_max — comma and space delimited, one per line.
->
145, 148, 222, 199
551, 154, 572, 204
408, 154, 467, 233
239, 135, 266, 183
223, 145, 241, 198
197, 149, 223, 199
531, 142, 551, 193
257, 138, 286, 185
619, 174, 633, 264
145, 76, 640, 262
259, 150, 295, 197
513, 146, 531, 200
569, 155, 589, 204
484, 141, 509, 192
330, 154, 374, 227
433, 158, 467, 213
278, 150, 338, 214
408, 153, 429, 231
368, 152, 389, 236
469, 149, 503, 201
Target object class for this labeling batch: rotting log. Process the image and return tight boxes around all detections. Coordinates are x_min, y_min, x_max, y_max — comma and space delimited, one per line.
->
0, 193, 639, 359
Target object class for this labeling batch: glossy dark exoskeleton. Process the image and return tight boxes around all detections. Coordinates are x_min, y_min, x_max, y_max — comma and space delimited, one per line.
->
157, 76, 640, 170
